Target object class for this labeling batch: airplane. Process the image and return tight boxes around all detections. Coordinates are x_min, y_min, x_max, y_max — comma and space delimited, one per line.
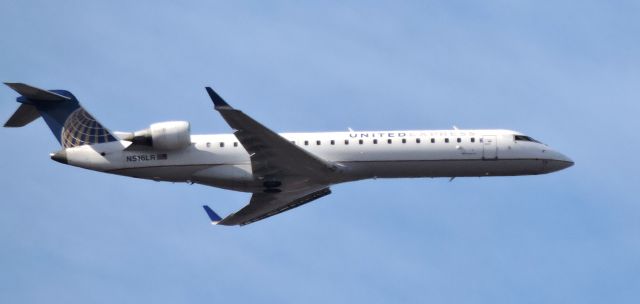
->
3, 83, 574, 226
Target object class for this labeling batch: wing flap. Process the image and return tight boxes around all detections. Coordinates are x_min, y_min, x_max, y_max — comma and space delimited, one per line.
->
218, 187, 332, 226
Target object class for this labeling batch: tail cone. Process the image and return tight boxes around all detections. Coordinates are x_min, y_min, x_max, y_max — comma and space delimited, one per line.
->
50, 150, 68, 164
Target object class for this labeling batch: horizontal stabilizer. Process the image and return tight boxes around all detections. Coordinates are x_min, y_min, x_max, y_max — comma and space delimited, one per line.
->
4, 82, 70, 101
202, 205, 223, 225
4, 103, 40, 127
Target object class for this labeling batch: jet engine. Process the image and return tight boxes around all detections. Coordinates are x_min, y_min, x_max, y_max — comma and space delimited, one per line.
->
121, 121, 192, 150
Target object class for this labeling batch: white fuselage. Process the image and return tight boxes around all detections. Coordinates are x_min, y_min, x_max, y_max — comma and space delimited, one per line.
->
58, 129, 573, 193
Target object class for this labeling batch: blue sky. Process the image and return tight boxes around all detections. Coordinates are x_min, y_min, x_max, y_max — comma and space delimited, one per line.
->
1, 1, 639, 303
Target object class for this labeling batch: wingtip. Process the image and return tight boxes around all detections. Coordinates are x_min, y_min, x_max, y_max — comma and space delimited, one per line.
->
4, 82, 19, 89
203, 205, 223, 225
205, 87, 231, 109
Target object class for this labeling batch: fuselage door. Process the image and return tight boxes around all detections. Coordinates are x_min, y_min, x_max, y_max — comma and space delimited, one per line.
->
481, 135, 498, 159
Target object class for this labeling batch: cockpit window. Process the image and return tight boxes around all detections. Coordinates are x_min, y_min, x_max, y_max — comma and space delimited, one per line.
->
514, 135, 541, 143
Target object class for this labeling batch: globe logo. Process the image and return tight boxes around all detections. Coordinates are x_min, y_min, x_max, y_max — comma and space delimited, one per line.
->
61, 108, 115, 148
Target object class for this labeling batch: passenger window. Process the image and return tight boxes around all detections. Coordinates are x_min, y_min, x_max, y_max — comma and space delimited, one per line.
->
445, 138, 449, 143
471, 138, 475, 143
234, 142, 238, 147
457, 138, 461, 143
330, 140, 335, 145
387, 139, 392, 144
430, 138, 435, 143
219, 142, 224, 148
206, 142, 211, 148
402, 139, 406, 144
416, 138, 421, 143
316, 140, 321, 146
373, 139, 378, 144
304, 140, 309, 146
344, 139, 349, 145
359, 139, 363, 145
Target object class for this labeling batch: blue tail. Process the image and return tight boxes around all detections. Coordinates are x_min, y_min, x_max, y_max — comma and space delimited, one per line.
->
4, 83, 117, 148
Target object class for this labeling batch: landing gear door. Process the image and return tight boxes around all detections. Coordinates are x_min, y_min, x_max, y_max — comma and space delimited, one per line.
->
481, 135, 497, 159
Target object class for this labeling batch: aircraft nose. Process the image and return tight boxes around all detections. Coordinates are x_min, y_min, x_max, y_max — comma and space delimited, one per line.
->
559, 153, 574, 166
543, 150, 574, 172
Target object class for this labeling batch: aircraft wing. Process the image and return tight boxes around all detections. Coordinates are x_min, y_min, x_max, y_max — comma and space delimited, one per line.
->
205, 87, 338, 180
204, 187, 331, 226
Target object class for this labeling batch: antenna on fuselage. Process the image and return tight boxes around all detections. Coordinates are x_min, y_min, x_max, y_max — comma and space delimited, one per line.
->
348, 127, 354, 132
453, 125, 459, 130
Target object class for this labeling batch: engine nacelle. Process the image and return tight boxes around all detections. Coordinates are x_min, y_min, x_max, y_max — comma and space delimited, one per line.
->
129, 121, 191, 150
149, 121, 191, 150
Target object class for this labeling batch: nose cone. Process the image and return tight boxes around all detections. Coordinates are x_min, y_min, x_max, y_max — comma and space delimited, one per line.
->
544, 150, 574, 173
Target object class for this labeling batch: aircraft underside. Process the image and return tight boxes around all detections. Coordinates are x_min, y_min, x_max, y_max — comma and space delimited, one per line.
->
104, 157, 568, 193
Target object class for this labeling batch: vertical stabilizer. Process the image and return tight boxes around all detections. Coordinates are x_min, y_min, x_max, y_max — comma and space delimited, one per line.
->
3, 83, 118, 148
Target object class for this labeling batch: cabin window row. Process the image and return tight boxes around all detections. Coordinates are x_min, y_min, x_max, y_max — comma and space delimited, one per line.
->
205, 142, 239, 148
204, 137, 477, 148
290, 137, 477, 146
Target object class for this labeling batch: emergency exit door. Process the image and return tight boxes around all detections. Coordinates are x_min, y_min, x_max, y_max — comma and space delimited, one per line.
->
482, 135, 497, 159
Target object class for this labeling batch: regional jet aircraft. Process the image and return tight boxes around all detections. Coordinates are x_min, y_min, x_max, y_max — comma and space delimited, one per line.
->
3, 83, 573, 226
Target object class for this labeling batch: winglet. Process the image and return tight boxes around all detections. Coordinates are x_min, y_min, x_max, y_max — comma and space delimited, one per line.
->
202, 205, 223, 225
205, 87, 231, 109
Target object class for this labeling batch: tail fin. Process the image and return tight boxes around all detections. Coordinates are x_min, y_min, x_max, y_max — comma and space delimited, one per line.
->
4, 83, 117, 148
